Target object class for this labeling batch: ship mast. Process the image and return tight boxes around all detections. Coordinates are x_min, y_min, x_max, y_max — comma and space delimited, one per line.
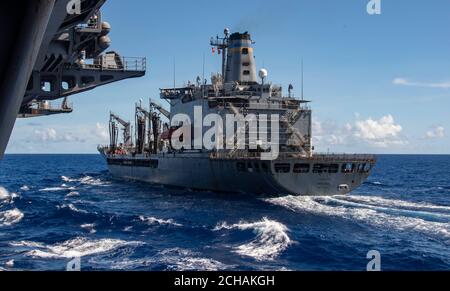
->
210, 28, 230, 81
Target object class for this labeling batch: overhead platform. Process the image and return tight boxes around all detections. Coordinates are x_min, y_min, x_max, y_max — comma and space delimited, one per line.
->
0, 0, 146, 158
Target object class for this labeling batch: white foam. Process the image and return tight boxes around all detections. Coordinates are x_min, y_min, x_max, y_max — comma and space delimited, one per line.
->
214, 218, 292, 261
20, 185, 30, 192
61, 176, 76, 183
0, 209, 24, 227
170, 257, 230, 271
81, 224, 97, 234
0, 187, 9, 200
5, 260, 14, 268
265, 196, 450, 243
336, 195, 450, 213
65, 191, 80, 198
58, 204, 89, 214
40, 186, 76, 192
79, 176, 108, 186
157, 248, 231, 271
123, 226, 133, 232
11, 237, 144, 259
63, 175, 110, 187
11, 241, 44, 248
139, 216, 183, 227
89, 247, 231, 271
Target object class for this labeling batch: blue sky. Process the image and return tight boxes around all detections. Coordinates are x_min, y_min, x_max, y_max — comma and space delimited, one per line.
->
7, 0, 450, 154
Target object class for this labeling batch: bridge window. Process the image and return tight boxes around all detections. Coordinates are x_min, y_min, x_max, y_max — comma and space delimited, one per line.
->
294, 164, 310, 174
243, 70, 250, 76
274, 163, 291, 173
242, 48, 249, 55
243, 62, 250, 67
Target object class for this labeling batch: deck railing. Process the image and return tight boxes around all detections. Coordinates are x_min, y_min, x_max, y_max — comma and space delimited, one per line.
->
77, 56, 147, 72
210, 151, 376, 162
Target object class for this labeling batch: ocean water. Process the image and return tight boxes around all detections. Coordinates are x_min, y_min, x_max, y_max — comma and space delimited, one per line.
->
0, 154, 449, 271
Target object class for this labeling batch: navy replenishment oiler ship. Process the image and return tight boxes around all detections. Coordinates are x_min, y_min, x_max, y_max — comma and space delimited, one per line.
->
99, 29, 376, 196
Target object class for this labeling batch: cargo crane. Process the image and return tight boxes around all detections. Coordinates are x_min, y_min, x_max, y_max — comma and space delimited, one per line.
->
150, 100, 170, 119
135, 101, 152, 154
109, 113, 132, 150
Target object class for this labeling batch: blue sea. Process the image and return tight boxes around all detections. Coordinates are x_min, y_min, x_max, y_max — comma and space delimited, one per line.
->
0, 154, 449, 271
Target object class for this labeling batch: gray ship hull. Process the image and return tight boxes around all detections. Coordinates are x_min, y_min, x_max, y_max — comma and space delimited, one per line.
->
101, 152, 375, 196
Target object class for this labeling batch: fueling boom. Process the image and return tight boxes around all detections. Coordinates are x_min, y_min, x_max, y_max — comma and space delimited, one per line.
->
110, 112, 132, 147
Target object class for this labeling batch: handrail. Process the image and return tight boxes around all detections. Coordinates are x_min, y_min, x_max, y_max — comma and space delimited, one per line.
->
210, 151, 376, 162
72, 56, 147, 72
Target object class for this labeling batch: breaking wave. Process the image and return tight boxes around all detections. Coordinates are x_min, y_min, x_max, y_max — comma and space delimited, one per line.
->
0, 187, 9, 201
20, 185, 30, 192
160, 248, 231, 271
81, 224, 97, 234
0, 187, 24, 227
65, 191, 80, 198
0, 209, 24, 227
10, 237, 144, 259
58, 204, 89, 214
214, 218, 292, 261
366, 181, 384, 186
62, 175, 110, 187
0, 187, 19, 204
40, 186, 76, 192
89, 247, 231, 271
265, 195, 450, 243
139, 216, 183, 227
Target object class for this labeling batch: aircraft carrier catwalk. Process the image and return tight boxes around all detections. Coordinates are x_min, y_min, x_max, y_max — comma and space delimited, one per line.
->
99, 30, 377, 196
0, 0, 146, 158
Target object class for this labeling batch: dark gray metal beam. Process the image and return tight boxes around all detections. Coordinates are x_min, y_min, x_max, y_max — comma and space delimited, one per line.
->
0, 0, 56, 158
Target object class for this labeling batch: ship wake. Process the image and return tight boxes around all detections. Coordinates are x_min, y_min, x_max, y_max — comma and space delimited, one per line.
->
265, 195, 450, 243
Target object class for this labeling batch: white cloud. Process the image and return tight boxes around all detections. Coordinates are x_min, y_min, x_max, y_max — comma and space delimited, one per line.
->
313, 114, 407, 149
425, 126, 445, 139
313, 120, 347, 146
7, 122, 112, 153
354, 115, 402, 140
31, 128, 86, 144
393, 78, 450, 89
91, 123, 109, 142
33, 128, 57, 142
28, 123, 109, 145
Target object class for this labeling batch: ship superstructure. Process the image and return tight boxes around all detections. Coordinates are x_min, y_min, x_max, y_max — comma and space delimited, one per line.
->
99, 30, 376, 196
